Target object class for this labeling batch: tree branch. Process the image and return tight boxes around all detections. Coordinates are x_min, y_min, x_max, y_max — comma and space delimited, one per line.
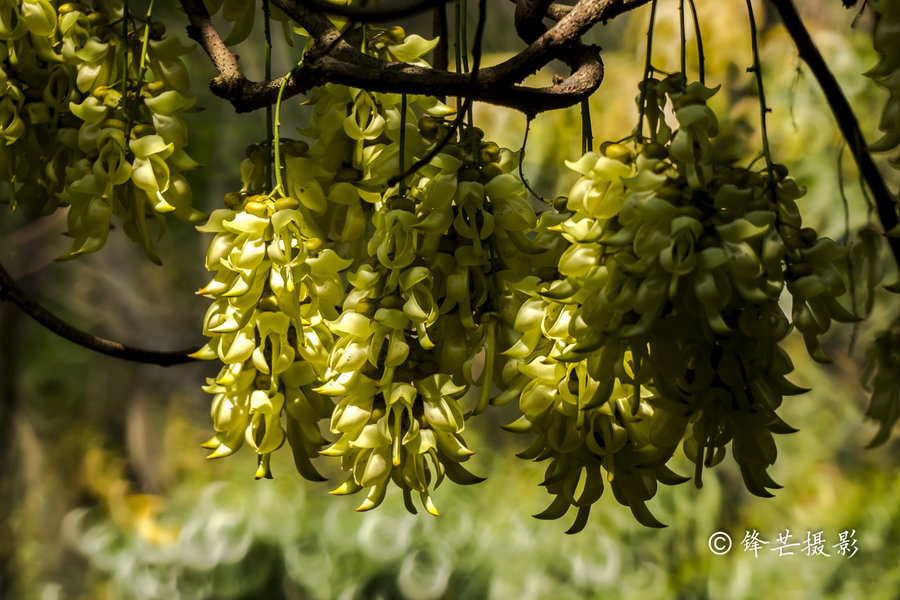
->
0, 260, 200, 367
294, 0, 453, 22
390, 0, 489, 186
770, 0, 900, 267
507, 0, 576, 21
515, 0, 555, 43
180, 0, 245, 96
180, 0, 648, 114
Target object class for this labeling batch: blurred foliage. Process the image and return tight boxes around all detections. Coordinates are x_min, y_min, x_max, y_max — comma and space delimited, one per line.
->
51, 346, 900, 600
2, 0, 900, 598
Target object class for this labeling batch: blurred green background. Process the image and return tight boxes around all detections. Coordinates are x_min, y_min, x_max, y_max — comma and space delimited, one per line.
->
1, 1, 899, 598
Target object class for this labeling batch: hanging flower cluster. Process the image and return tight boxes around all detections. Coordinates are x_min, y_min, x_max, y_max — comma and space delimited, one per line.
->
1, 0, 203, 261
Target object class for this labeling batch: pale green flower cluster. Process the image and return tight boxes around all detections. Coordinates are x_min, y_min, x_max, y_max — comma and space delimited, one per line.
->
0, 0, 202, 260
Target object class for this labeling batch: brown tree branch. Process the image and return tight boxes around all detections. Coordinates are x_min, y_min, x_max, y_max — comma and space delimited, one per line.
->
770, 0, 900, 268
507, 0, 575, 21
294, 0, 453, 21
515, 0, 555, 43
180, 0, 648, 115
0, 260, 200, 367
180, 0, 244, 96
390, 0, 488, 186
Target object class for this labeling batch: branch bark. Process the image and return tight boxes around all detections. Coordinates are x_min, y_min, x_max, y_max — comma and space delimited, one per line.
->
0, 261, 200, 367
293, 0, 453, 21
180, 0, 244, 97
770, 0, 900, 268
507, 0, 577, 21
515, 0, 555, 43
180, 0, 649, 115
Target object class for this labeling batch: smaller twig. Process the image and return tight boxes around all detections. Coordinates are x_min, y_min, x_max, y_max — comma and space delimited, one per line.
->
0, 260, 200, 366
518, 116, 546, 203
770, 0, 900, 268
837, 146, 862, 353
788, 61, 802, 131
851, 0, 868, 28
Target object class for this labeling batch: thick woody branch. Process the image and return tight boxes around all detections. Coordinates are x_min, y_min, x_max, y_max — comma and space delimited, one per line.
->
232, 45, 602, 115
180, 0, 244, 96
390, 0, 490, 185
546, 2, 576, 20
516, 0, 555, 43
507, 0, 576, 21
482, 0, 649, 86
181, 0, 649, 115
770, 0, 900, 268
292, 0, 452, 22
0, 261, 200, 367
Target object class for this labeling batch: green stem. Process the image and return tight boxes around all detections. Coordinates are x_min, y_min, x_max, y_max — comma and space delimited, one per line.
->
137, 0, 154, 78
462, 0, 475, 138
581, 99, 593, 154
126, 0, 154, 133
637, 0, 658, 140
518, 117, 545, 203
678, 0, 686, 76
687, 0, 705, 84
273, 69, 295, 197
745, 0, 774, 183
264, 0, 274, 193
474, 318, 496, 415
399, 93, 408, 197
456, 0, 477, 153
460, 0, 469, 72
454, 0, 463, 113
122, 0, 129, 102
836, 146, 859, 343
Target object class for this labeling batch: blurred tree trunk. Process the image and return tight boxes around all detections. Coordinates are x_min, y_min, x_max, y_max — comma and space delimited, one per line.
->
0, 302, 17, 597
